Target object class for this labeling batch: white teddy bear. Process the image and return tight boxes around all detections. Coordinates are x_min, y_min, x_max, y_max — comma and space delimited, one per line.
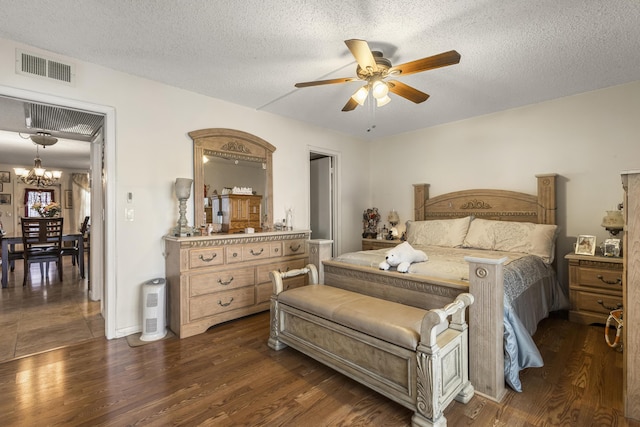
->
378, 241, 428, 273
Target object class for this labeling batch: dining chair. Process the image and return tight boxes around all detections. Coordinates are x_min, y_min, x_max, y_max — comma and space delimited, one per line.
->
21, 217, 64, 286
61, 215, 90, 277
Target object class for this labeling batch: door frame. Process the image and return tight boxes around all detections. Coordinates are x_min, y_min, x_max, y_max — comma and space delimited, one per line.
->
0, 84, 117, 339
308, 146, 340, 257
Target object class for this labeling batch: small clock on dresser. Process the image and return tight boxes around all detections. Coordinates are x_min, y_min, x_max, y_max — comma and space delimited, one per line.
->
565, 252, 623, 325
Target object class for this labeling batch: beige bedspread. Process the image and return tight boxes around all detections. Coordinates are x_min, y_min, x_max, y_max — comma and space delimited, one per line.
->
334, 245, 530, 282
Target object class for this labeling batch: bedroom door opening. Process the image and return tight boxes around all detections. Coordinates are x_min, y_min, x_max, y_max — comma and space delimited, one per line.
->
309, 151, 337, 257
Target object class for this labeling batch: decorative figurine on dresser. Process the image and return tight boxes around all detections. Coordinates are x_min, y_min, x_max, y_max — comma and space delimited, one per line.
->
163, 128, 319, 338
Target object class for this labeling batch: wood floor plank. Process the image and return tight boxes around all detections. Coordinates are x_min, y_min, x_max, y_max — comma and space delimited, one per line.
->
1, 310, 640, 426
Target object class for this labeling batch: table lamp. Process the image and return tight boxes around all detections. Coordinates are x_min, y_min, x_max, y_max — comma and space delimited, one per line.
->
601, 209, 624, 238
173, 178, 194, 237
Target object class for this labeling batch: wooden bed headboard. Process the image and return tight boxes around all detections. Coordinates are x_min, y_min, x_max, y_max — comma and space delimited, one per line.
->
413, 173, 557, 225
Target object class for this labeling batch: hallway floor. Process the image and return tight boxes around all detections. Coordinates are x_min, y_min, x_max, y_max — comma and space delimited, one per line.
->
0, 255, 104, 363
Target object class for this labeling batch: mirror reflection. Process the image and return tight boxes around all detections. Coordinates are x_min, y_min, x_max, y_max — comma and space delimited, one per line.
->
190, 128, 275, 234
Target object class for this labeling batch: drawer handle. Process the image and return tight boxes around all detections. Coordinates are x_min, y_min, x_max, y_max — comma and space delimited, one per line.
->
217, 277, 234, 286
597, 299, 623, 311
597, 275, 622, 285
289, 244, 301, 252
278, 267, 291, 274
250, 248, 264, 256
232, 252, 239, 258
198, 253, 217, 262
218, 297, 234, 307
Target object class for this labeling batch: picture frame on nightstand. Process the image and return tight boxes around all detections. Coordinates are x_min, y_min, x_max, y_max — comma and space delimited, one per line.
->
603, 238, 621, 257
575, 235, 596, 256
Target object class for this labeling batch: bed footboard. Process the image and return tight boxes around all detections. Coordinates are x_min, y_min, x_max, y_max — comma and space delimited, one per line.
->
323, 255, 508, 402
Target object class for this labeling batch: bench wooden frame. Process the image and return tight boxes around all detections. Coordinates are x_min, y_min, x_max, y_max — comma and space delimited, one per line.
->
269, 264, 475, 427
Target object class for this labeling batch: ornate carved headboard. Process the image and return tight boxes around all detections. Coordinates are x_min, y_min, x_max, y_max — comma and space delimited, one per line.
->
414, 174, 557, 225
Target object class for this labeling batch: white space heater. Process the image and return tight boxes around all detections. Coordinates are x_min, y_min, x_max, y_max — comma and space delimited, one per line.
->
140, 278, 167, 341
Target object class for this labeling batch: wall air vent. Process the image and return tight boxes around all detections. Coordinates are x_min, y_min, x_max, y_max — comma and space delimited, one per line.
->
16, 49, 75, 85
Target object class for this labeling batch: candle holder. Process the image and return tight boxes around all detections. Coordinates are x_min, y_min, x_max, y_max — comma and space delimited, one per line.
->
173, 178, 194, 237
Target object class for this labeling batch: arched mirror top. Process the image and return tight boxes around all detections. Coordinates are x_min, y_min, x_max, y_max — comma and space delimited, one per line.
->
190, 128, 275, 231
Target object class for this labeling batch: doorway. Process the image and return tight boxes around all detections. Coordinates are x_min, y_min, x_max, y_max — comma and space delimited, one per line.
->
309, 150, 338, 257
0, 84, 116, 339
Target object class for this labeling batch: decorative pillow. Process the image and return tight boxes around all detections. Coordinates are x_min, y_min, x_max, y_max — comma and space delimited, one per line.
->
463, 218, 558, 263
406, 216, 472, 248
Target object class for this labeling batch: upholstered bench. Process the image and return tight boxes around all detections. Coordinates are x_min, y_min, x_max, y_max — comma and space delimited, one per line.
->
268, 264, 475, 427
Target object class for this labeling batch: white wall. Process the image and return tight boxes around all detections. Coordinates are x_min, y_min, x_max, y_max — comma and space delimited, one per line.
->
0, 38, 370, 337
369, 81, 640, 287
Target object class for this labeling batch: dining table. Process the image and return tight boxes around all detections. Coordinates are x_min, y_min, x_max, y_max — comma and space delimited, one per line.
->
1, 233, 84, 288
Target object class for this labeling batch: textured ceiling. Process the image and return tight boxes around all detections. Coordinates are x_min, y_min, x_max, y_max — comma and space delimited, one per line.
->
1, 0, 640, 143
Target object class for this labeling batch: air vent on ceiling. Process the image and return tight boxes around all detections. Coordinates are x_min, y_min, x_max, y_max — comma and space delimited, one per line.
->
26, 103, 103, 138
15, 49, 75, 85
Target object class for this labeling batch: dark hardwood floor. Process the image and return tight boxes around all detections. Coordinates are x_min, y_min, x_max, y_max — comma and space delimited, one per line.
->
0, 306, 637, 426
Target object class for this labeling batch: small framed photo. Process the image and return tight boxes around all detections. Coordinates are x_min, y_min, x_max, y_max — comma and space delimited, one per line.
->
0, 171, 9, 183
65, 190, 73, 209
575, 235, 596, 256
604, 238, 621, 257
0, 194, 11, 205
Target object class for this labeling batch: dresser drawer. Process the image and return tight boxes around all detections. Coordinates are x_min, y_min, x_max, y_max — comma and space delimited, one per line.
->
575, 266, 623, 291
243, 242, 273, 261
270, 242, 283, 257
255, 276, 307, 304
189, 287, 255, 320
226, 245, 244, 264
256, 259, 307, 284
284, 239, 306, 256
189, 247, 224, 269
573, 289, 622, 318
189, 266, 255, 297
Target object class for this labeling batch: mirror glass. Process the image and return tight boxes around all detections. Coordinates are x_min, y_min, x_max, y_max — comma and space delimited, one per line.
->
191, 128, 274, 232
204, 155, 266, 203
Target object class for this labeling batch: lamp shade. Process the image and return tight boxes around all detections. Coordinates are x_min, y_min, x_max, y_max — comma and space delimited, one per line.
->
601, 210, 624, 230
175, 178, 193, 199
371, 80, 389, 99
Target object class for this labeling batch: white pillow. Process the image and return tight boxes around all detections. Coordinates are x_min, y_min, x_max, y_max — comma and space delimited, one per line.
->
406, 216, 472, 248
463, 218, 558, 263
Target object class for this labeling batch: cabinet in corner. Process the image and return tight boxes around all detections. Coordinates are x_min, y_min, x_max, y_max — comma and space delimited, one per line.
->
164, 230, 310, 338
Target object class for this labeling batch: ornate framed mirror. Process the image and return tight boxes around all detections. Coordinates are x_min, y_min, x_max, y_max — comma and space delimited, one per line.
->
190, 128, 275, 231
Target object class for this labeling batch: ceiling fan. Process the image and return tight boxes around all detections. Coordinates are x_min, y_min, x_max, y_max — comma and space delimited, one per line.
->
295, 39, 461, 111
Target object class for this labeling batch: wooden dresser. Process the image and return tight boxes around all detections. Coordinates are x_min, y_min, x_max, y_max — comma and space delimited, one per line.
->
211, 194, 262, 233
565, 252, 623, 325
164, 230, 310, 338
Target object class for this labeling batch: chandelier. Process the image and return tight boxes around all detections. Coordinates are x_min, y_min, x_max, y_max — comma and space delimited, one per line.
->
14, 143, 62, 187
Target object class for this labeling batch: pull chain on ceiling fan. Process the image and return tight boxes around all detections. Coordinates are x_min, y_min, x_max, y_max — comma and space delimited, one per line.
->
295, 39, 461, 112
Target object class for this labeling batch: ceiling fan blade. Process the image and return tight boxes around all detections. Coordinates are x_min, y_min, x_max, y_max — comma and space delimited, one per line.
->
295, 77, 357, 88
389, 50, 461, 76
387, 80, 430, 103
345, 39, 378, 74
341, 97, 360, 112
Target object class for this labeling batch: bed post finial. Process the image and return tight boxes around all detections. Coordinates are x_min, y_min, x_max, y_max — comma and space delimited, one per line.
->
413, 184, 430, 221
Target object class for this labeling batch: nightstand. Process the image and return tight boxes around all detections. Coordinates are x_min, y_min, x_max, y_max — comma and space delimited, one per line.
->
361, 238, 401, 251
565, 252, 623, 325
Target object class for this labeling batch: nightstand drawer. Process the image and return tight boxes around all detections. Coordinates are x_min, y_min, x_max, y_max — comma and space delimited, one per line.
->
573, 290, 623, 316
576, 266, 623, 290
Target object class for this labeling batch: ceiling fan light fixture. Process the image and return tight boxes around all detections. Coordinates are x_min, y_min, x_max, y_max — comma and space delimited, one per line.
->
376, 95, 391, 107
371, 80, 389, 99
351, 86, 369, 106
